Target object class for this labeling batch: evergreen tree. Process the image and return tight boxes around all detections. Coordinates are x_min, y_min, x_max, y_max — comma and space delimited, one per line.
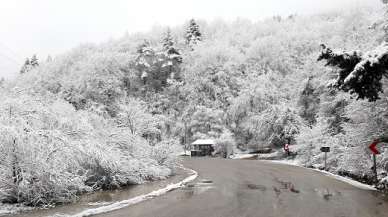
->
135, 39, 173, 90
161, 29, 182, 79
20, 58, 31, 74
30, 54, 39, 67
135, 40, 154, 84
20, 55, 40, 74
318, 43, 388, 102
185, 19, 202, 47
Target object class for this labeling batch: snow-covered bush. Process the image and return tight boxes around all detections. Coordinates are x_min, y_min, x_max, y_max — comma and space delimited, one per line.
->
0, 94, 90, 205
296, 115, 374, 180
149, 139, 181, 170
214, 130, 236, 157
0, 91, 175, 206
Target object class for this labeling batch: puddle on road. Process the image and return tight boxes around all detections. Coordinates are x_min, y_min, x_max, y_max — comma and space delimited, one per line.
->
273, 178, 300, 194
246, 184, 267, 191
181, 179, 215, 199
314, 188, 344, 201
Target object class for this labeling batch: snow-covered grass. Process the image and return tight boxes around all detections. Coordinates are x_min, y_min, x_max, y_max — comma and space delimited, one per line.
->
0, 203, 33, 216
61, 167, 198, 217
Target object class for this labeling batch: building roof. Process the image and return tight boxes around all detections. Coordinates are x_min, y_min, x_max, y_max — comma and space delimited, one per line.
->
192, 139, 216, 145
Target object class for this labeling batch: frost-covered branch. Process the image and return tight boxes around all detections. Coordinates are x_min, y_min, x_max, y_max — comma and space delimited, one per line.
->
318, 43, 388, 101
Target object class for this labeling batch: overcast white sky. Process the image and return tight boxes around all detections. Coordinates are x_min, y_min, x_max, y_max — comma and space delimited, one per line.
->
0, 0, 381, 78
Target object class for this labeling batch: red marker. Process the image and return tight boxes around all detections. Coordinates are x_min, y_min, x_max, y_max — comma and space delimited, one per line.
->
369, 140, 380, 155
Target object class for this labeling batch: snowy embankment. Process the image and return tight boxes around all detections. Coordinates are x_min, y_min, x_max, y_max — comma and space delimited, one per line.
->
56, 167, 198, 217
231, 152, 280, 160
230, 153, 258, 159
0, 204, 33, 216
268, 160, 376, 191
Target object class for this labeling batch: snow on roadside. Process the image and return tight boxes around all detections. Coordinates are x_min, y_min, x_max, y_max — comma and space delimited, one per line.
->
266, 159, 302, 167
0, 203, 33, 216
56, 167, 198, 217
230, 153, 258, 159
87, 202, 113, 206
313, 169, 376, 191
266, 160, 376, 191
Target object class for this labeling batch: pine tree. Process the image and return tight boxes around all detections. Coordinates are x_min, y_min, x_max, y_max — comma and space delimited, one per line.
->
20, 58, 31, 74
162, 29, 182, 79
162, 29, 174, 51
135, 40, 154, 83
30, 54, 39, 67
185, 19, 202, 47
318, 43, 388, 102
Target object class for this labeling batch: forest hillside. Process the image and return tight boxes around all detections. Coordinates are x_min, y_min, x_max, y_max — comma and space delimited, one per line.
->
1, 4, 388, 206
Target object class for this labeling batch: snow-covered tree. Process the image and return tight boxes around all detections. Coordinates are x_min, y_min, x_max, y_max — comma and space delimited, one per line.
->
298, 77, 320, 126
117, 99, 161, 143
189, 106, 225, 140
19, 58, 31, 74
318, 43, 388, 102
135, 39, 178, 90
20, 55, 39, 74
185, 19, 202, 47
135, 40, 155, 84
30, 54, 39, 67
161, 29, 182, 80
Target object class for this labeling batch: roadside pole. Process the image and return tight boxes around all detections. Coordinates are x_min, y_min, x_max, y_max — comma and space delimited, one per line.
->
324, 152, 327, 171
320, 147, 330, 171
369, 140, 380, 185
373, 154, 377, 184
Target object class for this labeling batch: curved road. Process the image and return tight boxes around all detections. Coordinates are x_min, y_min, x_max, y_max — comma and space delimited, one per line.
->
97, 158, 388, 217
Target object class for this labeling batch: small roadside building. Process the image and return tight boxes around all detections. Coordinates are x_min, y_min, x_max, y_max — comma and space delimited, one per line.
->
190, 139, 215, 157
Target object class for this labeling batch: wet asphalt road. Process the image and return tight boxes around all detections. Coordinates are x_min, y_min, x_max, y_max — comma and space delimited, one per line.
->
97, 158, 388, 217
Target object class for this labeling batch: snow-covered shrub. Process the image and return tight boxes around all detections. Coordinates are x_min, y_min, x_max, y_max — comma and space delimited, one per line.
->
0, 91, 175, 206
296, 117, 373, 180
214, 130, 236, 157
0, 95, 89, 205
150, 139, 181, 170
117, 99, 161, 143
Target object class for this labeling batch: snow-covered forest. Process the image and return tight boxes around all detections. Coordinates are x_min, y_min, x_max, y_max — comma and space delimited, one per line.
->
1, 2, 388, 208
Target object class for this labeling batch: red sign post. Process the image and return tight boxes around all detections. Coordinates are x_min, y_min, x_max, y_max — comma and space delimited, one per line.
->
369, 140, 380, 155
369, 140, 380, 184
